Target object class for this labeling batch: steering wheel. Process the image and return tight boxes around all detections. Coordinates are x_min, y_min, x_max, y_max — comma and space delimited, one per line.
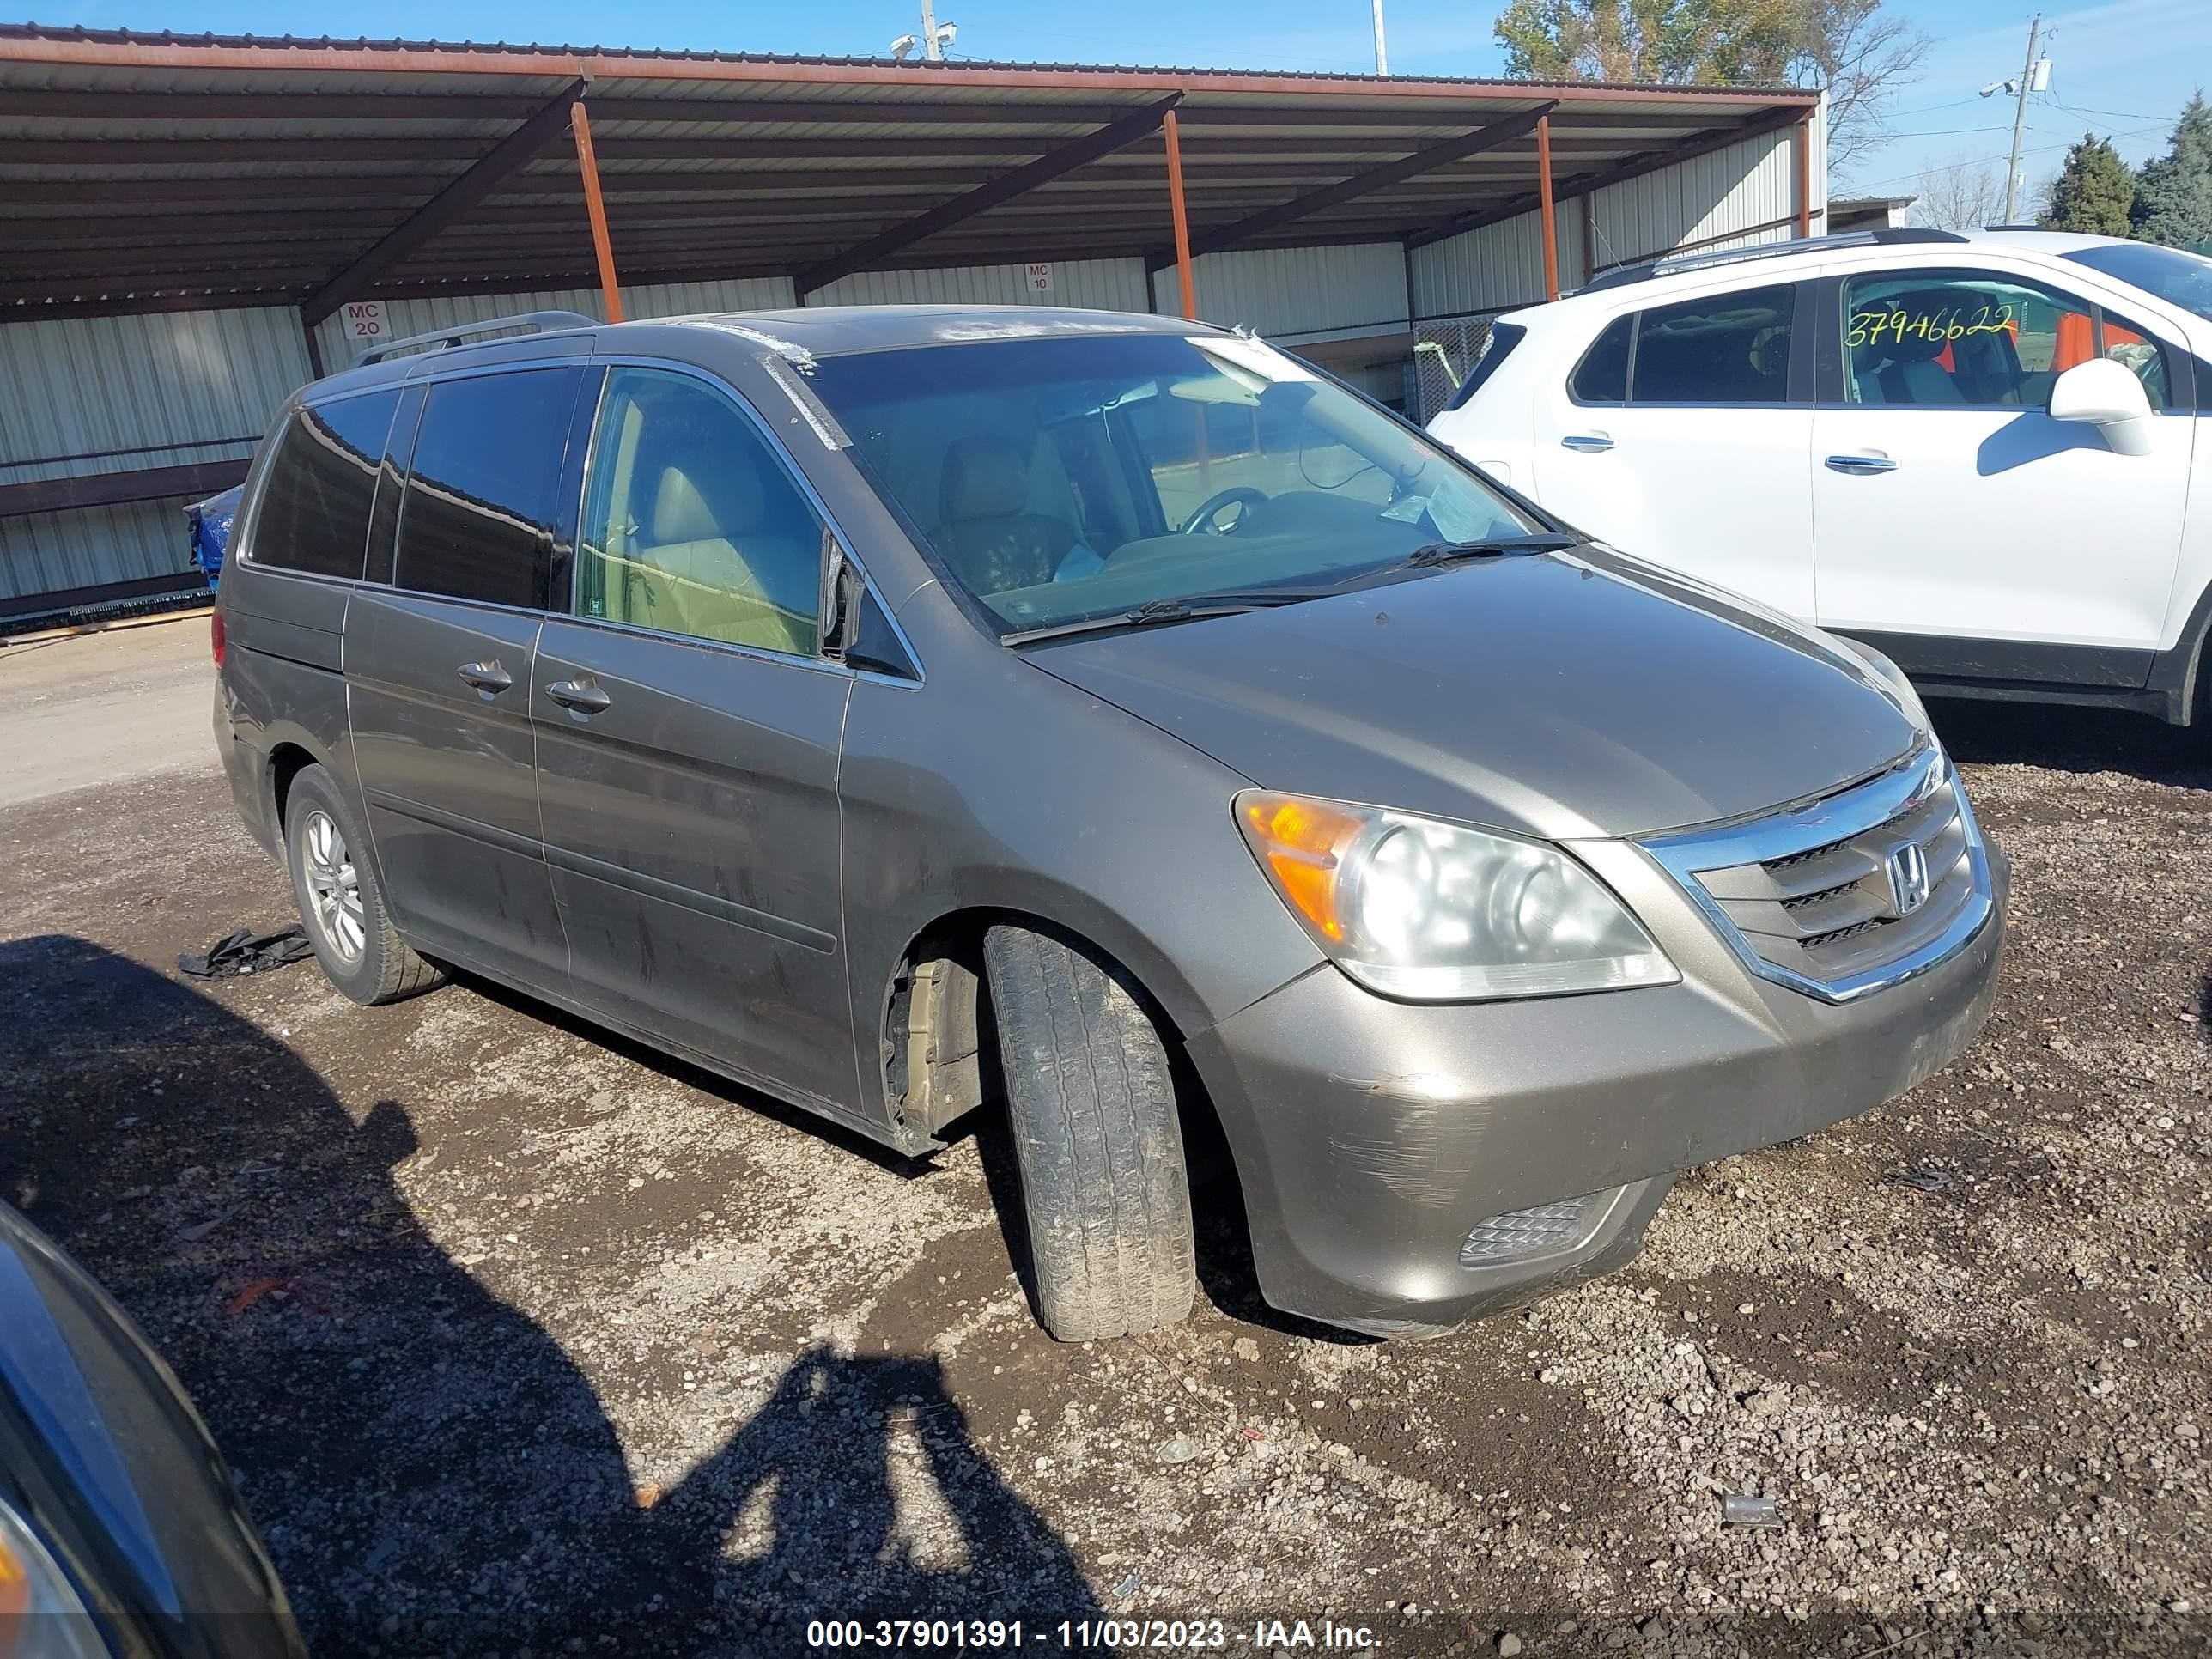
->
1179, 486, 1269, 536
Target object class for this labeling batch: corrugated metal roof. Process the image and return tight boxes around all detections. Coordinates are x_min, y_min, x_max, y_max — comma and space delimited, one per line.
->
0, 24, 1808, 96
0, 25, 1815, 321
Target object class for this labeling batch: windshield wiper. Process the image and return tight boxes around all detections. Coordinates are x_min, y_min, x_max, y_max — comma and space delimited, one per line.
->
1000, 592, 1293, 646
1322, 532, 1579, 590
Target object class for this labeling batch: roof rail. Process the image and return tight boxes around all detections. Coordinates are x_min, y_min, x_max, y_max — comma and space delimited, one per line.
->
353, 309, 597, 366
1577, 228, 1971, 295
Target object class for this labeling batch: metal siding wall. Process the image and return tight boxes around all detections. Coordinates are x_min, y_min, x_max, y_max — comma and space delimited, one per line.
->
1409, 127, 1810, 318
0, 304, 310, 601
311, 275, 798, 367
1151, 243, 1409, 338
803, 258, 1150, 312
0, 501, 191, 602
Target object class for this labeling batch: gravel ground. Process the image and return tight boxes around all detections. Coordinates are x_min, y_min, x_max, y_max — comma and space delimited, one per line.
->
2, 653, 2209, 1658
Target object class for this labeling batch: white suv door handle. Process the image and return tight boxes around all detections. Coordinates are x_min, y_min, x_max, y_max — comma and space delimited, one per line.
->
1825, 453, 1898, 475
1561, 433, 1614, 453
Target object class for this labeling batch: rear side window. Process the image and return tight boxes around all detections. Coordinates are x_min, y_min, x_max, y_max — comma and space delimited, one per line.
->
248, 392, 399, 580
394, 369, 575, 609
1631, 285, 1795, 404
1569, 316, 1632, 404
1443, 321, 1527, 413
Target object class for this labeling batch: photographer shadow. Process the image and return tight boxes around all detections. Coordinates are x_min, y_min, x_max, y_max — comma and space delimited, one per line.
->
0, 935, 1099, 1656
653, 1346, 1106, 1643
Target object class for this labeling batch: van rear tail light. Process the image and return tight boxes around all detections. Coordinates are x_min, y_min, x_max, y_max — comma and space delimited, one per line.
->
210, 610, 226, 666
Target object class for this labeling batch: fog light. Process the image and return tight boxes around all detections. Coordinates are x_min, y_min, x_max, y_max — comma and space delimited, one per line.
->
1459, 1197, 1593, 1265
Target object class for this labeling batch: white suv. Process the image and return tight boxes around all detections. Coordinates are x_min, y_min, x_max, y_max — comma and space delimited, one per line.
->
1428, 229, 2212, 723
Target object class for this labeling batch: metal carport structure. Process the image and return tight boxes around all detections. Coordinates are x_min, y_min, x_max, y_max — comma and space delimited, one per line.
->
0, 27, 1821, 617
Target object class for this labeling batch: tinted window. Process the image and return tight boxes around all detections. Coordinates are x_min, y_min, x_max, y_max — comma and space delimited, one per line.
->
362, 386, 421, 588
576, 369, 824, 658
1844, 270, 2169, 410
248, 392, 398, 579
394, 369, 574, 609
1443, 321, 1526, 412
1631, 285, 1795, 404
1570, 316, 1631, 403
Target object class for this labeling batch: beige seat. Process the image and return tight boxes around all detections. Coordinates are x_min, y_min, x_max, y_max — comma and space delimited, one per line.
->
929, 434, 1085, 594
628, 455, 817, 658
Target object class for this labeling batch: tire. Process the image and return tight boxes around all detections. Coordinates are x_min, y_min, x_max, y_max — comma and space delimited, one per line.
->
283, 763, 442, 1006
983, 923, 1196, 1341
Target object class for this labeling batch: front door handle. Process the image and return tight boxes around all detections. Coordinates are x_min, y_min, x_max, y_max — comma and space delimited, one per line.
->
545, 678, 613, 715
456, 660, 512, 694
1825, 453, 1899, 475
1561, 433, 1615, 453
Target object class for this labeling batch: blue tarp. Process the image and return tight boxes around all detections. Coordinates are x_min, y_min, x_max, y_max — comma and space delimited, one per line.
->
185, 485, 241, 588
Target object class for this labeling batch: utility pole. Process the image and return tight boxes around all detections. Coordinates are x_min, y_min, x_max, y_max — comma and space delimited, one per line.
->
2002, 13, 2041, 222
920, 0, 943, 60
1371, 0, 1389, 75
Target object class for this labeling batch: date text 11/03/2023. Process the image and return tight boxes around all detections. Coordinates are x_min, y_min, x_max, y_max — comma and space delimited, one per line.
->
805, 1620, 1382, 1650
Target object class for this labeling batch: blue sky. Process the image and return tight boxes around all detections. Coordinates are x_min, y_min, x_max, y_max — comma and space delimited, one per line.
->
37, 0, 2212, 191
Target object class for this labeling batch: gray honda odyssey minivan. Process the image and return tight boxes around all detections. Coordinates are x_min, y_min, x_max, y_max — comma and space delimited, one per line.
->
214, 305, 2006, 1340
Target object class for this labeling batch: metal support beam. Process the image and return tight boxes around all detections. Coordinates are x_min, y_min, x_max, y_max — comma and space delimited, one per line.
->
1405, 106, 1807, 251
794, 93, 1182, 296
1536, 114, 1559, 302
1794, 106, 1814, 237
1163, 106, 1197, 320
570, 98, 623, 323
1154, 102, 1555, 270
0, 458, 249, 520
298, 78, 586, 326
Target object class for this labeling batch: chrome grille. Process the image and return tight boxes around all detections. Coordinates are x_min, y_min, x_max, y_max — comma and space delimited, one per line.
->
1642, 744, 1996, 1004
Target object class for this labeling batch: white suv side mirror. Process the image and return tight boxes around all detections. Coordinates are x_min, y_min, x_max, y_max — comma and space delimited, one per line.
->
2047, 356, 2154, 456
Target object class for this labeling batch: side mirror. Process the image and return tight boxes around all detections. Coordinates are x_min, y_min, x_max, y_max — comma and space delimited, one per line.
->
817, 532, 862, 661
2047, 356, 2154, 457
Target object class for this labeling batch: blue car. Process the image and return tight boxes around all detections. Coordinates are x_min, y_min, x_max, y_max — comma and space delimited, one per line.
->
184, 487, 241, 590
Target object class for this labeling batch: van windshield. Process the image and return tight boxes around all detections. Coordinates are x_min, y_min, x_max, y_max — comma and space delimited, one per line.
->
805, 331, 1542, 635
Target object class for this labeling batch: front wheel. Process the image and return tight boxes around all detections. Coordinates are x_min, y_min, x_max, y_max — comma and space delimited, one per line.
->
283, 764, 442, 1006
984, 924, 1196, 1341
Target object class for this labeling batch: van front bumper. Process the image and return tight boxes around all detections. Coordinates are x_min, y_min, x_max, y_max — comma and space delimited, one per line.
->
1184, 842, 2007, 1338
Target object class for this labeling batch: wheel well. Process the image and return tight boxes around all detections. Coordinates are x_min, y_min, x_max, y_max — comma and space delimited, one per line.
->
266, 743, 318, 833
881, 909, 1204, 1141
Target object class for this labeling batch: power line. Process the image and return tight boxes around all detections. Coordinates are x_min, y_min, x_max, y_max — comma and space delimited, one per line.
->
2045, 97, 2177, 124
1881, 95, 1991, 120
1855, 121, 2169, 191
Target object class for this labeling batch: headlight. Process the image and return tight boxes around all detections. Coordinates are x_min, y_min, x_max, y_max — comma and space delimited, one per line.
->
0, 1498, 106, 1658
1235, 791, 1677, 1002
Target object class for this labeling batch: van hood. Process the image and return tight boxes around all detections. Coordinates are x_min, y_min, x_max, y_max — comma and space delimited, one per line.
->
1027, 546, 1923, 842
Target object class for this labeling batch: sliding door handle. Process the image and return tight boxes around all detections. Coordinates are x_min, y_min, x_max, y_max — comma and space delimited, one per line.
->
1825, 453, 1898, 475
545, 678, 612, 714
1561, 433, 1615, 453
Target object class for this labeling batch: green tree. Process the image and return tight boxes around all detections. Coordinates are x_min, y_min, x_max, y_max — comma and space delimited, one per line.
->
2132, 91, 2212, 247
1493, 0, 1926, 174
2041, 133, 2136, 236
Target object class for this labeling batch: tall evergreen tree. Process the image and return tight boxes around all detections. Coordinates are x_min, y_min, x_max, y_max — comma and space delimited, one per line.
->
2132, 91, 2212, 248
2043, 133, 2136, 236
